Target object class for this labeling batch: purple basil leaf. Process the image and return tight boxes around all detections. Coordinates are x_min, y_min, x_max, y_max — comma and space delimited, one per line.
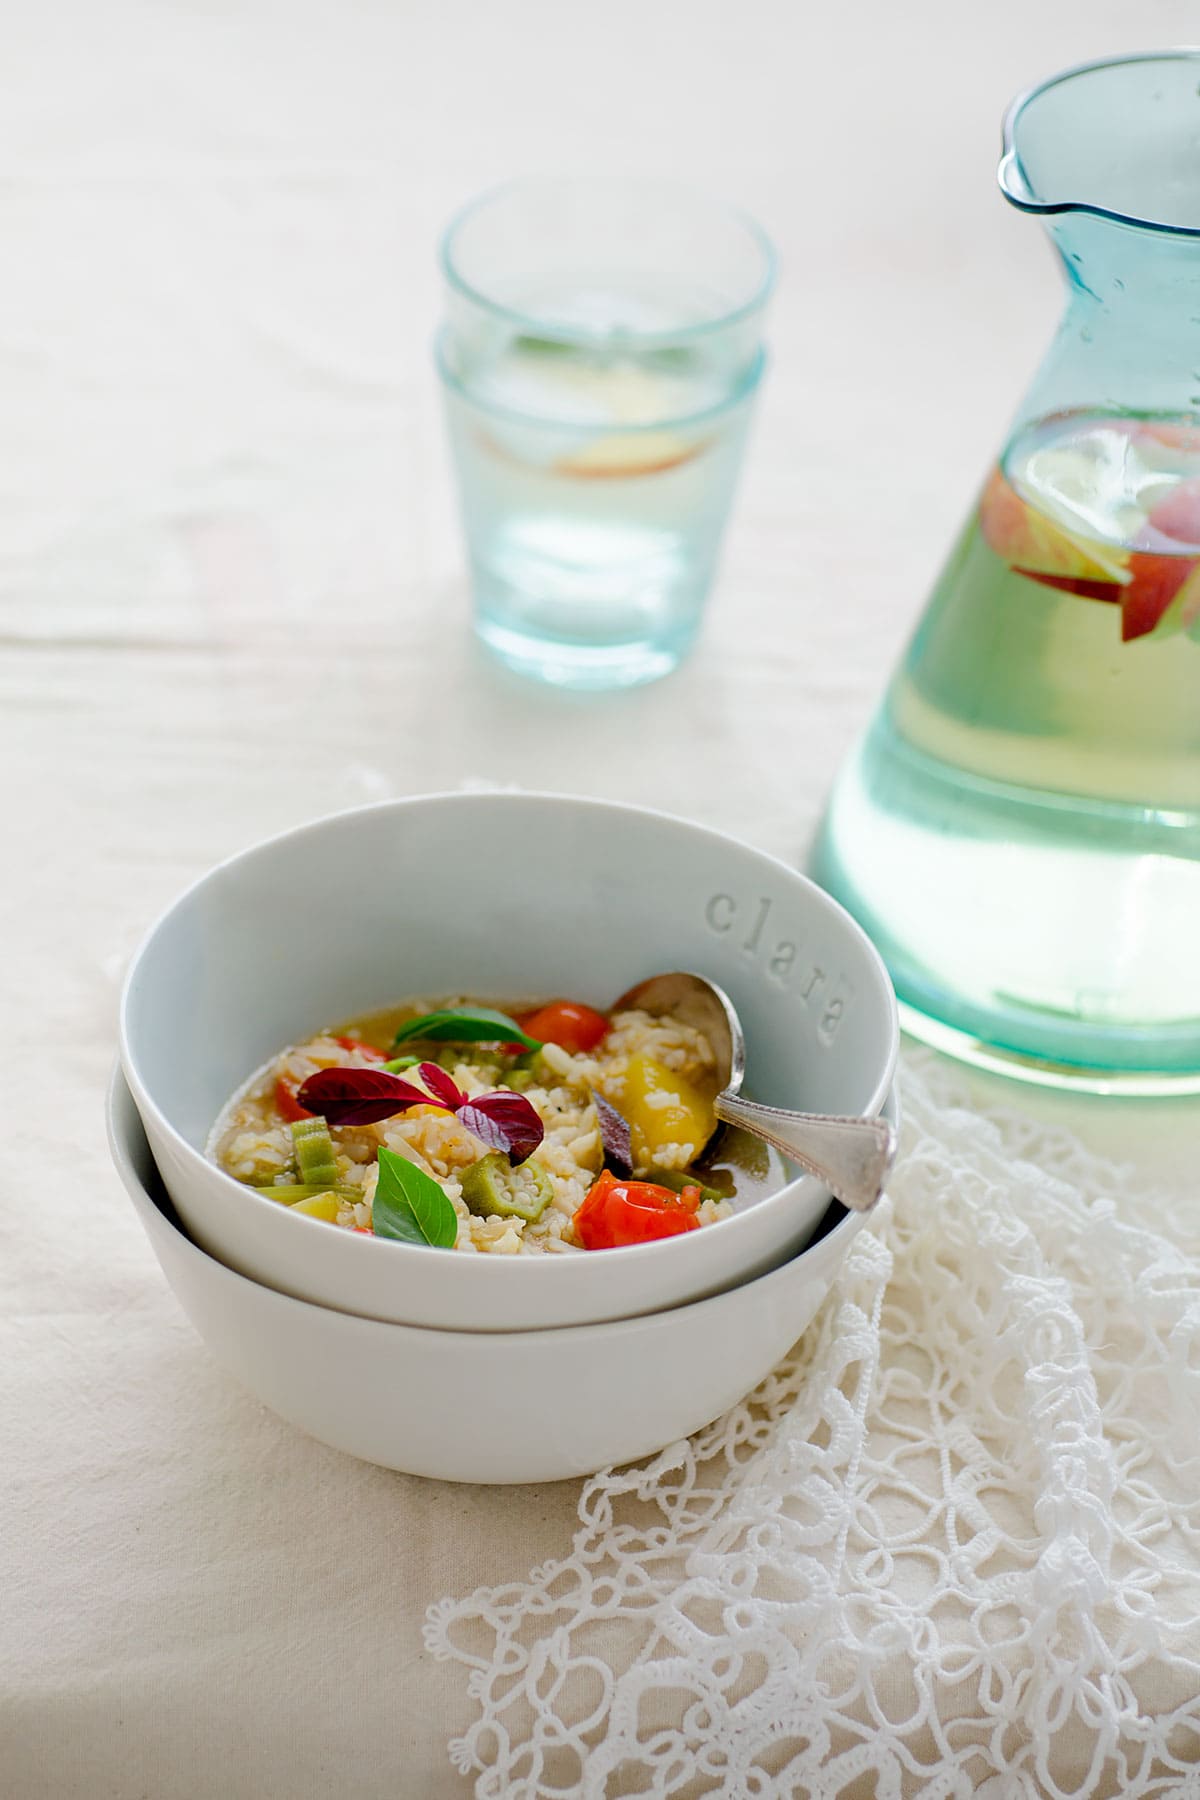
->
416, 1061, 467, 1111
591, 1088, 632, 1176
456, 1091, 545, 1165
296, 1066, 433, 1127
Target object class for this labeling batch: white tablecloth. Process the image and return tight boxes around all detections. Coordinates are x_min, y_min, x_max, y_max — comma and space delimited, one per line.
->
5, 4, 1199, 1794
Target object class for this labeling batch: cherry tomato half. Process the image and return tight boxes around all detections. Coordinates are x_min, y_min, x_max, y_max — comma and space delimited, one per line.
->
573, 1170, 701, 1250
333, 1035, 387, 1062
274, 1077, 314, 1122
516, 1000, 610, 1056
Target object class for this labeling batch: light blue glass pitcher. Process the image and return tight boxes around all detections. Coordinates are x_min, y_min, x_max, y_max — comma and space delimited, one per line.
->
813, 52, 1200, 1091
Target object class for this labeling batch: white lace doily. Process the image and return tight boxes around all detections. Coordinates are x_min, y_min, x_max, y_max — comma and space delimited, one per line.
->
426, 1052, 1200, 1799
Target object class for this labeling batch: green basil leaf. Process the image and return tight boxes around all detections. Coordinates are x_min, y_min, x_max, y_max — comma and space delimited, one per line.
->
390, 1007, 542, 1052
372, 1146, 458, 1248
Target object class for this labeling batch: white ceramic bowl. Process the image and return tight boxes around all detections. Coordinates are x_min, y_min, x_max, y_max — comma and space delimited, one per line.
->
108, 1068, 890, 1483
119, 793, 898, 1331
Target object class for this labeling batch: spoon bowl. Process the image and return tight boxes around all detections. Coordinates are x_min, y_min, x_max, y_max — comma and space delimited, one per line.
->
614, 971, 896, 1212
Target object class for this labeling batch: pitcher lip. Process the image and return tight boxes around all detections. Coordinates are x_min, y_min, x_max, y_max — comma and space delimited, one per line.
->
999, 48, 1200, 238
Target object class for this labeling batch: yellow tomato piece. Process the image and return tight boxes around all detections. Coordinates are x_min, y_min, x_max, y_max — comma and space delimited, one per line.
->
289, 1193, 341, 1223
622, 1053, 716, 1167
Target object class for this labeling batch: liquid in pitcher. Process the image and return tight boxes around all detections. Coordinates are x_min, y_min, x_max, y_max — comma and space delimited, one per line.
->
813, 410, 1200, 1076
815, 52, 1200, 1085
893, 411, 1200, 811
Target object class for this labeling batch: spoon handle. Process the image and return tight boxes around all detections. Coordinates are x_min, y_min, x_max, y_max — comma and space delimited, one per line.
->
714, 1094, 895, 1213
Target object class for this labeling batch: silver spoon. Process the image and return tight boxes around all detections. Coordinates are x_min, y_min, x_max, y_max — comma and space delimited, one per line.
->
613, 971, 895, 1213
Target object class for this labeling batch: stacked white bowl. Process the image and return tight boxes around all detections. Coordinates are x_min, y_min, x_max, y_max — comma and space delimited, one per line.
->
113, 794, 899, 1483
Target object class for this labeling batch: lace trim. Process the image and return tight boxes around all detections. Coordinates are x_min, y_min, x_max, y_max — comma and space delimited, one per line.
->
426, 1051, 1200, 1798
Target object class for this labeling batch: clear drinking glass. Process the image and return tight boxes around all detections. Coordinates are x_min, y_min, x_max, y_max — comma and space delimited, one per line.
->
437, 178, 774, 689
812, 52, 1200, 1091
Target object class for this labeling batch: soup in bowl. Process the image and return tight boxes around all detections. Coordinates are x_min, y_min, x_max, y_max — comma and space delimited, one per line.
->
209, 989, 791, 1254
119, 793, 898, 1330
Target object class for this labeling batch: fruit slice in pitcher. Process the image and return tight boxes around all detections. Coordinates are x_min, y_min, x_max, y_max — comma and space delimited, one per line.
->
979, 467, 1129, 596
1118, 552, 1197, 640
980, 461, 1200, 641
1133, 477, 1200, 640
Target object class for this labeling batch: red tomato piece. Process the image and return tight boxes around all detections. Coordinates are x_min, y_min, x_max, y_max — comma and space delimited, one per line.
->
573, 1170, 701, 1250
516, 1000, 610, 1055
274, 1077, 313, 1122
333, 1035, 387, 1062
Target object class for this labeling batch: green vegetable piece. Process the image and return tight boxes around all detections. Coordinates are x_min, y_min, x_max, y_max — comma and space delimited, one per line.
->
647, 1167, 728, 1204
500, 1048, 555, 1092
381, 1055, 419, 1073
290, 1116, 338, 1187
251, 1182, 361, 1205
372, 1146, 458, 1248
460, 1151, 553, 1224
416, 1042, 508, 1084
390, 1006, 542, 1053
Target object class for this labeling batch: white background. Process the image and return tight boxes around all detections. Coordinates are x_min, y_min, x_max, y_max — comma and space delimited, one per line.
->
5, 3, 1199, 1794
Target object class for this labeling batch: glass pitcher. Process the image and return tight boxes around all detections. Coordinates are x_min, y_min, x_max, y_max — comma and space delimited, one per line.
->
812, 52, 1200, 1091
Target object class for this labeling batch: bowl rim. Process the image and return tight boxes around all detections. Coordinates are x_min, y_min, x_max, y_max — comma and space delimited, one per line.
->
118, 789, 900, 1277
107, 1062, 877, 1349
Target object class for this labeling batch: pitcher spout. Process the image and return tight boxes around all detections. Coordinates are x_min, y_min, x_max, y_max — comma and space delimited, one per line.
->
999, 50, 1200, 237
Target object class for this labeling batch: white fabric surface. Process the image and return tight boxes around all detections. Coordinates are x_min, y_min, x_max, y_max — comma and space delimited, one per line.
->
429, 1054, 1200, 1798
5, 3, 1200, 1795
